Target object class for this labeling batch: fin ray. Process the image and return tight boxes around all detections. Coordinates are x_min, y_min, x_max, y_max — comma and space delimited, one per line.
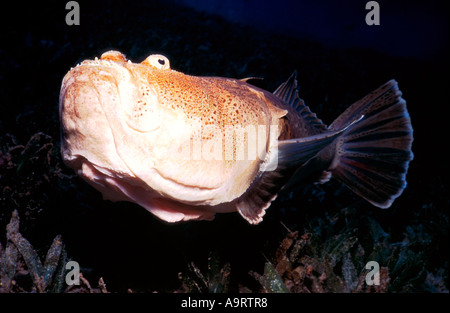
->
274, 72, 327, 132
330, 80, 413, 208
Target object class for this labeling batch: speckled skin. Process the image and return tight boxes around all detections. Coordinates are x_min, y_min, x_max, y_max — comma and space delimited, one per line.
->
60, 51, 413, 224
59, 51, 316, 222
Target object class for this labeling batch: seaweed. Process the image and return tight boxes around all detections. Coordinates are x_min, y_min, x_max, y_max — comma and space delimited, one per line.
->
0, 210, 65, 292
0, 209, 108, 293
178, 251, 231, 293
0, 0, 448, 294
247, 207, 447, 293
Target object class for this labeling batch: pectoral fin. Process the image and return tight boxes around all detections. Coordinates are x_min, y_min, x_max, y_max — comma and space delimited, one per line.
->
236, 117, 362, 224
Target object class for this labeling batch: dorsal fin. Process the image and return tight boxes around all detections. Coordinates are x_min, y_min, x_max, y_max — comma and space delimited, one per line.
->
273, 72, 327, 132
240, 77, 264, 82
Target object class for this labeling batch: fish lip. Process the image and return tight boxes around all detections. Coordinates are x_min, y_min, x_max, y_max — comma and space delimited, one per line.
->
67, 59, 130, 81
63, 60, 121, 87
125, 120, 161, 133
77, 58, 126, 68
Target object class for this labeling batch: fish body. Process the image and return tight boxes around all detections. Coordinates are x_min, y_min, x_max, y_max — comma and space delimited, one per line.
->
59, 50, 413, 224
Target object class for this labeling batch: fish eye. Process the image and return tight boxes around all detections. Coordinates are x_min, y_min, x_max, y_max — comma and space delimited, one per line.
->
142, 54, 170, 70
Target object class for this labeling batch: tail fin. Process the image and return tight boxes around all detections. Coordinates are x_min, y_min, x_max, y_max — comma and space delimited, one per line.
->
329, 80, 413, 208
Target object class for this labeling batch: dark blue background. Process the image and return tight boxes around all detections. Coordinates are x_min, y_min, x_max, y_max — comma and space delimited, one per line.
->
173, 0, 448, 59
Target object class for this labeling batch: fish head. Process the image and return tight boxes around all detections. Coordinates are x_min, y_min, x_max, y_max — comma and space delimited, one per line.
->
59, 51, 190, 201
60, 50, 171, 135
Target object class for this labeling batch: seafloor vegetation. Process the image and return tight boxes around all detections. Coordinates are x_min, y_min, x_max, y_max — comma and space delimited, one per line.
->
0, 1, 448, 292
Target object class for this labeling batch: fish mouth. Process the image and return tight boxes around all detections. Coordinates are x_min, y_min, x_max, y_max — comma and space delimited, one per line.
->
74, 56, 129, 70
59, 60, 135, 177
63, 57, 161, 131
64, 58, 131, 88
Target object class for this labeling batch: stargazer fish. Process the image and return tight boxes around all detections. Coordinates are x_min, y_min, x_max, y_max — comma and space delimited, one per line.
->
59, 50, 413, 224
